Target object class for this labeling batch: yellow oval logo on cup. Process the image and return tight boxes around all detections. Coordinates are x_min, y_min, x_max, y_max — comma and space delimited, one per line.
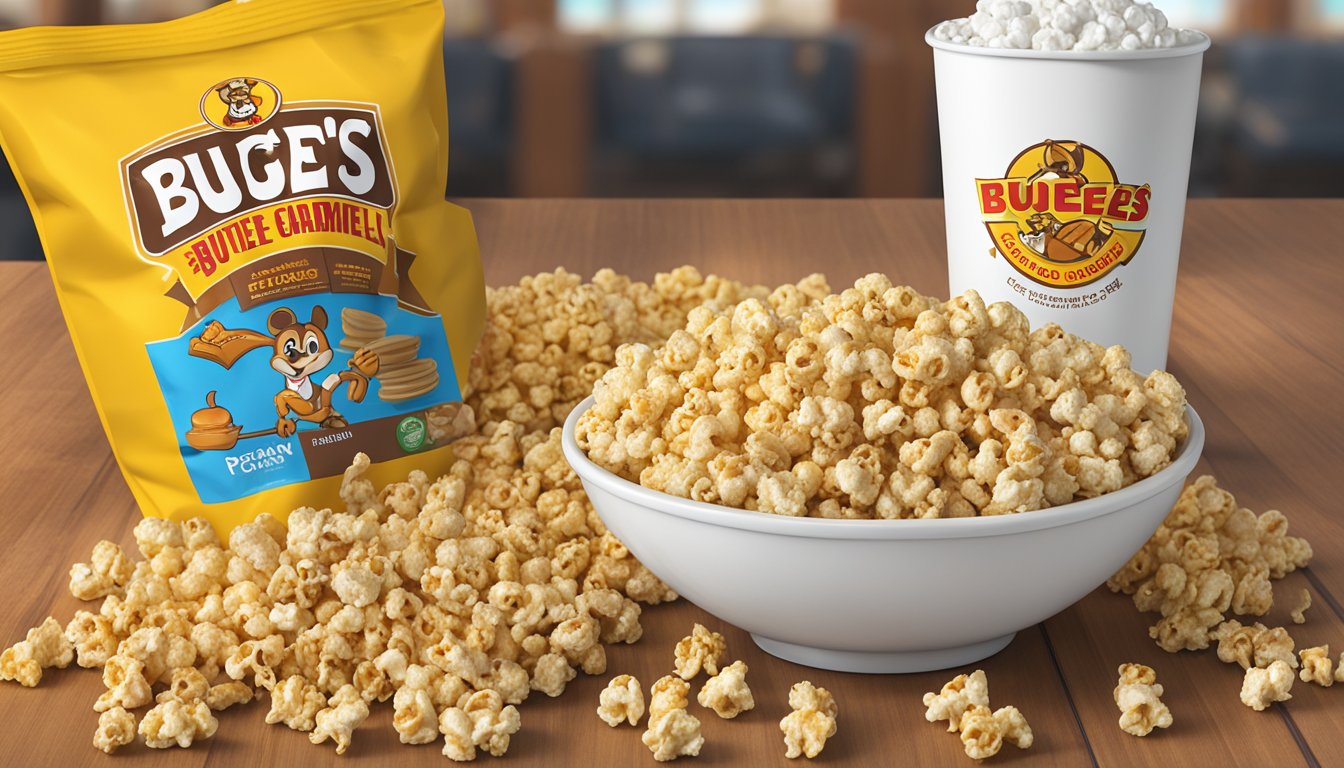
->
199, 77, 282, 131
976, 140, 1150, 289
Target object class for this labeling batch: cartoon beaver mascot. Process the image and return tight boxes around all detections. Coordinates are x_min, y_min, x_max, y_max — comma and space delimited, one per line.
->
185, 305, 379, 441
217, 78, 265, 127
266, 306, 379, 436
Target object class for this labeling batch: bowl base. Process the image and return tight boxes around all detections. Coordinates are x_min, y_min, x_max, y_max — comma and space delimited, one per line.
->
750, 632, 1016, 674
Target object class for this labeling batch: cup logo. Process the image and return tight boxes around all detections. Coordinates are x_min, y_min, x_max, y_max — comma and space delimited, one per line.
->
200, 77, 281, 131
976, 140, 1150, 289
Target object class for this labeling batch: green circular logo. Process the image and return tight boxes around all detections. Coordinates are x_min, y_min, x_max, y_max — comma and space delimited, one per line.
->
396, 416, 426, 452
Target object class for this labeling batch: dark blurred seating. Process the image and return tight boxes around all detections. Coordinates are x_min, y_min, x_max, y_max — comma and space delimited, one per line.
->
1219, 38, 1344, 196
591, 34, 857, 197
0, 157, 42, 260
443, 38, 516, 197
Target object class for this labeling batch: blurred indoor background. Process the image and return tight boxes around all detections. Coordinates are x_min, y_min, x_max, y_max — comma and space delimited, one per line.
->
1, 0, 1341, 259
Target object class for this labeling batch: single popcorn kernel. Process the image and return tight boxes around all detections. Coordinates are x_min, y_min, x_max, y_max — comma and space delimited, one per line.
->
957, 704, 1034, 760
923, 669, 989, 733
1290, 589, 1311, 625
992, 706, 1033, 750
461, 689, 522, 758
139, 698, 219, 749
697, 660, 755, 719
597, 674, 646, 727
1113, 663, 1173, 737
309, 684, 371, 755
673, 623, 727, 680
439, 706, 476, 761
69, 540, 134, 601
267, 675, 327, 732
94, 655, 153, 712
642, 707, 704, 762
0, 616, 73, 687
780, 681, 837, 759
958, 705, 1002, 760
392, 666, 440, 745
205, 681, 253, 711
1240, 660, 1295, 711
649, 675, 692, 722
1298, 646, 1334, 688
92, 707, 137, 754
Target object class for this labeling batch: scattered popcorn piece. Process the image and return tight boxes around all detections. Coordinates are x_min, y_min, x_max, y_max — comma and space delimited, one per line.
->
650, 675, 692, 722
462, 689, 522, 757
139, 697, 219, 748
156, 667, 209, 704
598, 674, 646, 727
780, 681, 837, 759
94, 654, 153, 712
439, 706, 476, 762
697, 660, 754, 719
309, 684, 371, 755
642, 707, 704, 761
674, 624, 727, 680
205, 681, 254, 711
923, 670, 990, 733
1240, 660, 1295, 711
1298, 646, 1334, 688
1211, 620, 1298, 670
0, 617, 73, 687
69, 541, 134, 601
267, 675, 328, 732
92, 706, 137, 754
923, 670, 1032, 759
1110, 476, 1312, 653
956, 704, 1034, 760
1113, 663, 1172, 737
1290, 589, 1311, 625
393, 665, 440, 745
958, 705, 1002, 760
993, 705, 1033, 750
531, 652, 577, 698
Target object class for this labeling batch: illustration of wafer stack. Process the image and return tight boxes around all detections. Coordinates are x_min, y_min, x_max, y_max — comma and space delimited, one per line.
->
340, 308, 441, 402
339, 307, 386, 351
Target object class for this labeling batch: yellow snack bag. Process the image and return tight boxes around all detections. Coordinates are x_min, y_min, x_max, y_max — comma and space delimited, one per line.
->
0, 0, 485, 534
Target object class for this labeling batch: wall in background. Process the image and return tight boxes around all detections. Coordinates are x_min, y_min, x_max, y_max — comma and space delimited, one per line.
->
0, 0, 1341, 258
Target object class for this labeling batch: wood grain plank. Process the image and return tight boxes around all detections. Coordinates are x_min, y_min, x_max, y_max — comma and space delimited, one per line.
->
1261, 569, 1344, 768
1045, 589, 1311, 768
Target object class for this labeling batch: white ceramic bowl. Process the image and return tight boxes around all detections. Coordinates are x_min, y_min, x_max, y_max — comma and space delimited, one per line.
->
563, 397, 1204, 673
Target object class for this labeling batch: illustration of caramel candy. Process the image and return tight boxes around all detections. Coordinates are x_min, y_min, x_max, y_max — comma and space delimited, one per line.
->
186, 391, 243, 450
190, 391, 234, 430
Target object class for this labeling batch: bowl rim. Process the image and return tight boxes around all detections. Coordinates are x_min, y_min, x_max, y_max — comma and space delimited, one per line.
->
924, 27, 1211, 61
562, 396, 1204, 541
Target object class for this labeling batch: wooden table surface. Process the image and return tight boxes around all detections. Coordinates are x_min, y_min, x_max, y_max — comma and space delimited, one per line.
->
1, 199, 1342, 767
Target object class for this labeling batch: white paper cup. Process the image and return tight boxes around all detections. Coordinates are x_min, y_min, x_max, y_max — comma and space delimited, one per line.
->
927, 31, 1210, 374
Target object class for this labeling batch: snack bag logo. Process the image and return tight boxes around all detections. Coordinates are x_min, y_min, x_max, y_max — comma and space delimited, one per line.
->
976, 140, 1150, 289
119, 81, 401, 315
200, 77, 281, 131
